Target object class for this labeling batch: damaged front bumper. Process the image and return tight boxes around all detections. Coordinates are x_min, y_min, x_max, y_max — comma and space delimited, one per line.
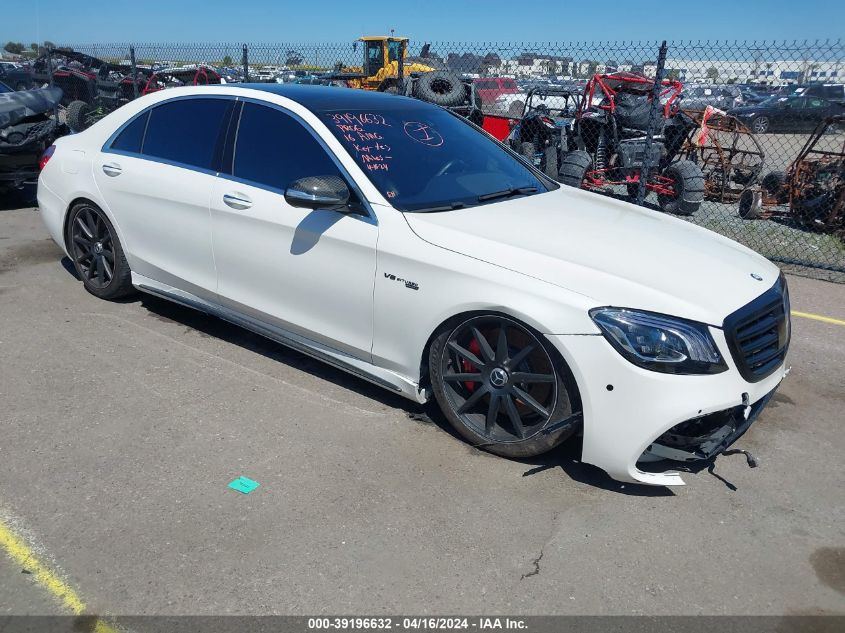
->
549, 330, 786, 486
640, 387, 777, 463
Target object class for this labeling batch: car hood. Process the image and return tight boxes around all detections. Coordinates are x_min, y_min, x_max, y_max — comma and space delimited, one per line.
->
403, 187, 780, 327
0, 86, 62, 129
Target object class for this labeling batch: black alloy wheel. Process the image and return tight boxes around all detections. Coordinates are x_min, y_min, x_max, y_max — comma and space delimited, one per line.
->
67, 203, 134, 299
430, 315, 578, 458
71, 205, 115, 289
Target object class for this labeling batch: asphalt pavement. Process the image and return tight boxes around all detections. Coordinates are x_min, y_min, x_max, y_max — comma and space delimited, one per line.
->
0, 198, 843, 621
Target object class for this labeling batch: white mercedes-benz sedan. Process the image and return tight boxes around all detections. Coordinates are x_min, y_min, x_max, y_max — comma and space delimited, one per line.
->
37, 84, 790, 486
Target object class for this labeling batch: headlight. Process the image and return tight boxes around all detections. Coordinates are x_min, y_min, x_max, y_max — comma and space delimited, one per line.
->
590, 308, 727, 375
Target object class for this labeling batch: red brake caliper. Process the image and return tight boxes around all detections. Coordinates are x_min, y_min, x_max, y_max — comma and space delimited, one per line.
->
461, 338, 482, 391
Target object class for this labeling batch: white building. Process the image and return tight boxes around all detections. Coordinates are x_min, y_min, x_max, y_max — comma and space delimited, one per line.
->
489, 54, 842, 85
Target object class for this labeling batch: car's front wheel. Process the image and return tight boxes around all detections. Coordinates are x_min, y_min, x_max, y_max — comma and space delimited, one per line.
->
429, 315, 579, 458
66, 202, 134, 300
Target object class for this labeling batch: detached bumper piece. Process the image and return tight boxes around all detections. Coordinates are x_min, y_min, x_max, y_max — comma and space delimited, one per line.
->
641, 388, 777, 463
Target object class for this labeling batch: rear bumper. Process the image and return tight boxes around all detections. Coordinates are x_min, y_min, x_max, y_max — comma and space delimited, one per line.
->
549, 332, 786, 486
36, 177, 69, 255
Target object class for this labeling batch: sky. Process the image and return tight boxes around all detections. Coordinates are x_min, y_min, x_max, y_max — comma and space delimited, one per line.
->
3, 0, 844, 45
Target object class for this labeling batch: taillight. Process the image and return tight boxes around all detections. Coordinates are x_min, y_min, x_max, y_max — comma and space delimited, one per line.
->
39, 145, 56, 170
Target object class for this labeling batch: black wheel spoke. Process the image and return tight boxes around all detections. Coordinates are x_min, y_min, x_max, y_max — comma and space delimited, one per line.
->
87, 258, 97, 280
508, 344, 535, 368
503, 395, 526, 439
101, 256, 113, 280
443, 373, 482, 383
471, 327, 495, 363
513, 386, 550, 419
511, 372, 555, 384
73, 235, 91, 249
457, 384, 489, 414
496, 326, 509, 362
485, 394, 501, 434
447, 340, 484, 368
102, 248, 114, 263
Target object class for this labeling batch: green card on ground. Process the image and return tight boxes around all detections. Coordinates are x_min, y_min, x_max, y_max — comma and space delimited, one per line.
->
228, 476, 260, 494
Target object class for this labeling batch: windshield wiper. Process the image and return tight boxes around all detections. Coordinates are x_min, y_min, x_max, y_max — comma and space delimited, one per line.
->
409, 202, 467, 213
477, 186, 538, 202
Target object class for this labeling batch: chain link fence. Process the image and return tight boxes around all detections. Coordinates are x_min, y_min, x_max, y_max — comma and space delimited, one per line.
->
57, 39, 845, 282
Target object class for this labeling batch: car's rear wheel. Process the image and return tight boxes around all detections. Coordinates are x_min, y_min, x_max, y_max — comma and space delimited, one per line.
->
751, 116, 770, 134
67, 202, 134, 300
429, 315, 579, 458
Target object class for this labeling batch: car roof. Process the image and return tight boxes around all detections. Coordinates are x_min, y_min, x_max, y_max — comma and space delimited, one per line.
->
218, 83, 438, 112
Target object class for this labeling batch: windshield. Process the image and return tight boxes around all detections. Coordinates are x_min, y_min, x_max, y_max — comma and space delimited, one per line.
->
321, 105, 550, 212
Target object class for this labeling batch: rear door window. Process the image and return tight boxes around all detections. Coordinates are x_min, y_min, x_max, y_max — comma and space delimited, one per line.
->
142, 97, 233, 170
822, 85, 843, 100
110, 111, 149, 154
232, 102, 341, 191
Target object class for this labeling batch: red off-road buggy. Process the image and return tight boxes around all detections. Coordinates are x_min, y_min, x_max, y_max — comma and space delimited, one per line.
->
30, 50, 148, 131
559, 72, 705, 215
140, 65, 222, 95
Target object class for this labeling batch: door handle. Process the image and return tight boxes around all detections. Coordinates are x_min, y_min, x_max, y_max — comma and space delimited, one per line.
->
223, 193, 253, 210
102, 163, 122, 177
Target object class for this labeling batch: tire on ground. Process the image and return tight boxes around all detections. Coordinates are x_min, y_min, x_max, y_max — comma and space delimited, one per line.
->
559, 150, 592, 188
428, 316, 579, 459
66, 100, 93, 132
413, 71, 465, 107
658, 160, 705, 216
66, 202, 135, 300
738, 188, 762, 219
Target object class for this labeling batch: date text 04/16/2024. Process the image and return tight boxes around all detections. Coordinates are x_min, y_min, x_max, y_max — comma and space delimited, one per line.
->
307, 617, 528, 630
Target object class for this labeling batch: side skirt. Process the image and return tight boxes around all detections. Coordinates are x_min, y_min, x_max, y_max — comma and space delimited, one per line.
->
132, 273, 429, 404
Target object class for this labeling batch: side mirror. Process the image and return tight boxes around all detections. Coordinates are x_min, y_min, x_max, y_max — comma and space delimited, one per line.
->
284, 175, 351, 211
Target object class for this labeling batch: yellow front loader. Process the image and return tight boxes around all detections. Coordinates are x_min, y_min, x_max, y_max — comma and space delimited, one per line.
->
334, 36, 435, 92
326, 36, 481, 124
